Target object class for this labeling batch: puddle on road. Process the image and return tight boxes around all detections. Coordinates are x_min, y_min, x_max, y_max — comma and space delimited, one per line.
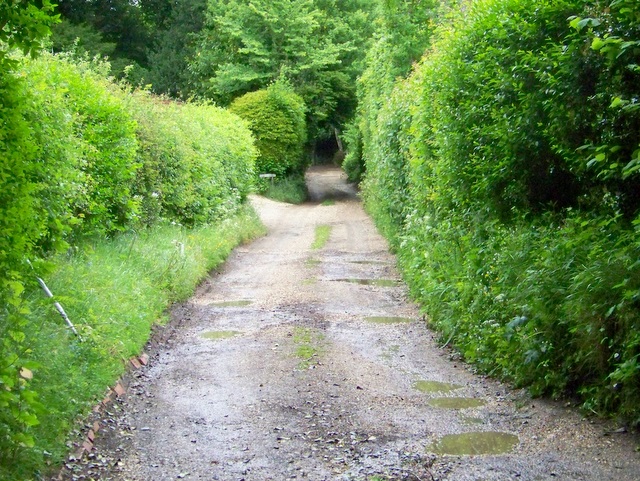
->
365, 316, 413, 324
337, 278, 398, 287
428, 432, 519, 456
201, 330, 242, 340
209, 300, 252, 307
305, 258, 321, 267
413, 380, 463, 394
428, 397, 487, 409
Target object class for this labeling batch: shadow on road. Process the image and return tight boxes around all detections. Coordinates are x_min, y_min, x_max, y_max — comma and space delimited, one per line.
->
305, 165, 358, 203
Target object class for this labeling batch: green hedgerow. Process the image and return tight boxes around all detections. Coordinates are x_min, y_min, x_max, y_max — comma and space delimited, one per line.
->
230, 80, 307, 181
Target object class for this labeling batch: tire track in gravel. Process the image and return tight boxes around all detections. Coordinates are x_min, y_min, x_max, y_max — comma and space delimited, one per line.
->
60, 166, 640, 481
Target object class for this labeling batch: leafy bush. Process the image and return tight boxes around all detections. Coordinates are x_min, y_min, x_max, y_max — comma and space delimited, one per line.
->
129, 91, 256, 226
0, 50, 258, 475
230, 81, 307, 180
21, 54, 140, 239
360, 0, 640, 423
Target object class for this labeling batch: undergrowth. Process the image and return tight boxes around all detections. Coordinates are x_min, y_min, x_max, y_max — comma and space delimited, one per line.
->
5, 206, 265, 481
262, 174, 308, 204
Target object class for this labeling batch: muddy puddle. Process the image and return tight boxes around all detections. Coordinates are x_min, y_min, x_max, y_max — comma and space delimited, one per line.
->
460, 415, 485, 425
428, 431, 520, 456
427, 397, 487, 409
201, 330, 242, 340
413, 380, 463, 393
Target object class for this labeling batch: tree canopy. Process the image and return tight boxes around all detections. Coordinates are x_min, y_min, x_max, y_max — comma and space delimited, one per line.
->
0, 0, 58, 67
190, 0, 374, 138
48, 0, 375, 141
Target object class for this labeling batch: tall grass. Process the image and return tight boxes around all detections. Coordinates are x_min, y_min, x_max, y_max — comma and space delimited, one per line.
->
262, 174, 308, 204
8, 206, 265, 481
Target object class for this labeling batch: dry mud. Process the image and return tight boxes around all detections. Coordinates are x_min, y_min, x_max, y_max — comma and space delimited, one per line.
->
58, 166, 640, 481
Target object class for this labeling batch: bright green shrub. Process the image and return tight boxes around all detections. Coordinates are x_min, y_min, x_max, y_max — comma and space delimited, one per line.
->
229, 81, 307, 180
0, 50, 258, 475
0, 54, 139, 472
129, 92, 256, 226
344, 0, 440, 184
361, 0, 640, 423
20, 54, 140, 238
0, 70, 48, 474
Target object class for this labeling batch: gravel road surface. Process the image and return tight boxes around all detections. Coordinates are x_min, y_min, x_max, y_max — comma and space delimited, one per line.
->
58, 166, 640, 481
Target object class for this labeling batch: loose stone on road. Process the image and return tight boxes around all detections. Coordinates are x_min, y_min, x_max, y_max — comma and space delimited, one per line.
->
62, 166, 640, 481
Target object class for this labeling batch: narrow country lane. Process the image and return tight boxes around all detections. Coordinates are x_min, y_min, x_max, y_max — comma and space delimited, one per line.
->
59, 166, 640, 481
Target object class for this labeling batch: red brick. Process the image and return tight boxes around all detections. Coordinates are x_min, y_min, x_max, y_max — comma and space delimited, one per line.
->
82, 439, 93, 452
87, 429, 95, 442
113, 382, 126, 397
139, 353, 149, 366
130, 357, 142, 369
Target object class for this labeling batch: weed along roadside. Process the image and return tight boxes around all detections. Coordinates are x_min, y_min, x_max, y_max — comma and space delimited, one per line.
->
57, 167, 640, 481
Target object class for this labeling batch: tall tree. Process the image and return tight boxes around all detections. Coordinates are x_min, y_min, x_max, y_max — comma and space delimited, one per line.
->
0, 0, 58, 67
190, 0, 375, 139
146, 0, 208, 98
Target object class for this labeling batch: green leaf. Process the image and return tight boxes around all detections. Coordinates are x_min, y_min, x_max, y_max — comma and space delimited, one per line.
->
591, 37, 605, 51
610, 97, 625, 108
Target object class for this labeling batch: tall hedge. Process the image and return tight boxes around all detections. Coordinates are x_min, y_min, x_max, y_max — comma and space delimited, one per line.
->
130, 92, 256, 227
0, 52, 257, 468
359, 0, 640, 423
230, 81, 307, 179
342, 0, 440, 184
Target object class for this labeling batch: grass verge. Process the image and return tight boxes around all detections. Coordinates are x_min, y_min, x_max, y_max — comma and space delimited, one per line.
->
261, 174, 308, 204
11, 206, 265, 480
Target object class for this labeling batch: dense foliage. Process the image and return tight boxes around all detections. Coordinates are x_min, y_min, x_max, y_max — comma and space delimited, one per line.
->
4, 1, 640, 476
190, 0, 373, 139
357, 0, 640, 423
342, 0, 440, 183
230, 82, 307, 179
49, 0, 376, 148
0, 50, 256, 475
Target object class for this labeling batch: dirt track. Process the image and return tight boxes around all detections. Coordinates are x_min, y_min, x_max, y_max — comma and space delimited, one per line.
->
61, 166, 640, 480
